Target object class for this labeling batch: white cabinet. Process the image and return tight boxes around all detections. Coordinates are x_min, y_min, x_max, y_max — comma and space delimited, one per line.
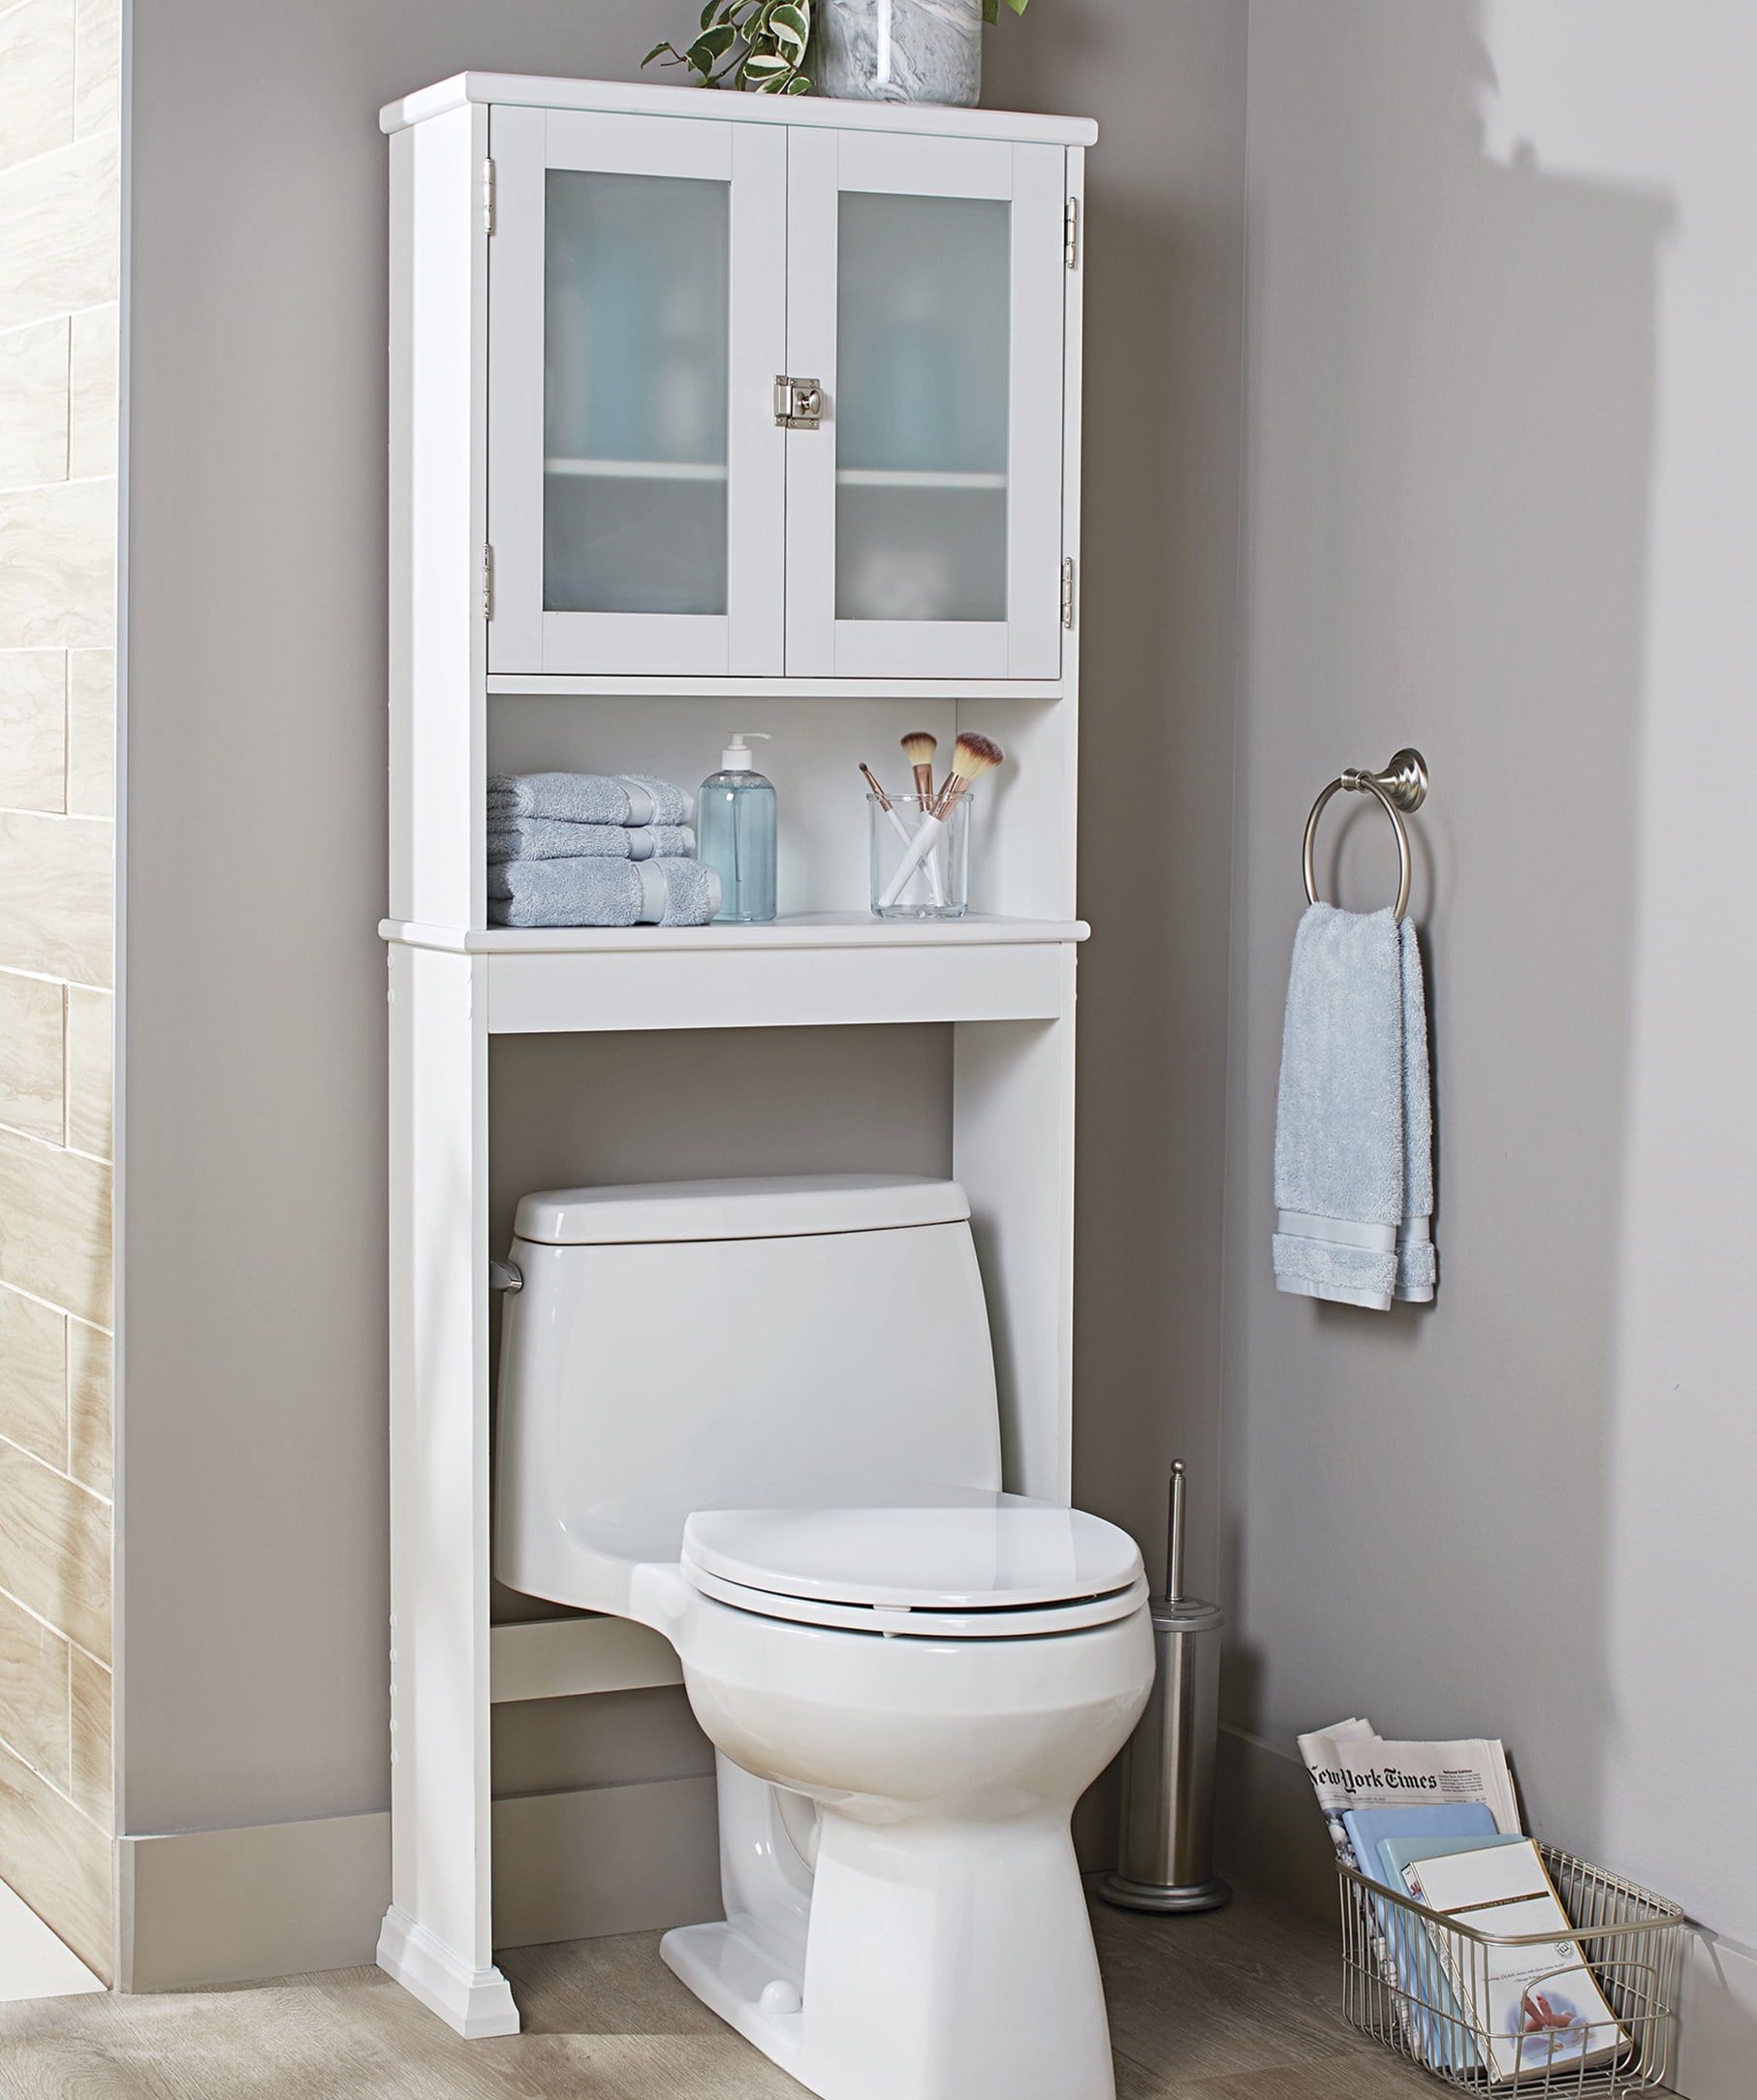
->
378, 72, 1094, 2046
485, 95, 1077, 682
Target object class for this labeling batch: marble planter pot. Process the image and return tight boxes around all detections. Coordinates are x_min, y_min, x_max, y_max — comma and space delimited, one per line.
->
814, 0, 984, 107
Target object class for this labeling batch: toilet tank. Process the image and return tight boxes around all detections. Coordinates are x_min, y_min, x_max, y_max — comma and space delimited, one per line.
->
495, 1174, 1002, 1612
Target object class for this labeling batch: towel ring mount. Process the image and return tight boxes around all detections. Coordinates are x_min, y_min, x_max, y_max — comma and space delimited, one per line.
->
1302, 748, 1428, 924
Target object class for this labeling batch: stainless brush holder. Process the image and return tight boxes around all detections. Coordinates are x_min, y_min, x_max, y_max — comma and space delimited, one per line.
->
1101, 1463, 1231, 1914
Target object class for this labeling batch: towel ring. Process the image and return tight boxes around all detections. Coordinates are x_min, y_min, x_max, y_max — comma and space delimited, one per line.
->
1302, 748, 1428, 923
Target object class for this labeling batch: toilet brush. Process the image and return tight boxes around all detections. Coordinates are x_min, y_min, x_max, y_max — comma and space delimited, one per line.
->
1099, 1462, 1231, 1913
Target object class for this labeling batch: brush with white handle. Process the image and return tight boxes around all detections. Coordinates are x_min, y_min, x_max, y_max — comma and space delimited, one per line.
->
875, 732, 1003, 911
863, 759, 948, 908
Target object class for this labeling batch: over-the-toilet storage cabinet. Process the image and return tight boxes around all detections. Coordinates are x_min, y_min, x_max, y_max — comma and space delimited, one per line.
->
380, 73, 1094, 2040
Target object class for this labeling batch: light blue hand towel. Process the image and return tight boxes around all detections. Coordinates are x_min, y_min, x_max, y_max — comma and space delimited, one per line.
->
486, 818, 695, 864
1272, 904, 1436, 1310
487, 856, 721, 929
486, 772, 693, 828
1395, 917, 1436, 1302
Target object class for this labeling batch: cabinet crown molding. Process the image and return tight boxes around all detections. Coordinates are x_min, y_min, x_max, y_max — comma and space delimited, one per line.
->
380, 71, 1098, 149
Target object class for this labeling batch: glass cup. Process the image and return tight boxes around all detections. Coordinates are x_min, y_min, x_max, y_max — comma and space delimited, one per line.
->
868, 792, 971, 921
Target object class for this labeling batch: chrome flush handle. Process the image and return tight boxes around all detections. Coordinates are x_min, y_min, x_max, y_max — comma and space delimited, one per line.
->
773, 375, 825, 429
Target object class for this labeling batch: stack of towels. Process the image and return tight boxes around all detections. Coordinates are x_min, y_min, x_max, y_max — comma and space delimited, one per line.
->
1271, 903, 1436, 1311
487, 772, 721, 928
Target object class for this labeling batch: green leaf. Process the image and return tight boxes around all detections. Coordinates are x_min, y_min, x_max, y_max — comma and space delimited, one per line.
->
643, 40, 675, 65
785, 74, 812, 92
769, 0, 809, 54
983, 0, 998, 19
1007, 0, 1030, 14
685, 24, 737, 68
701, 0, 720, 24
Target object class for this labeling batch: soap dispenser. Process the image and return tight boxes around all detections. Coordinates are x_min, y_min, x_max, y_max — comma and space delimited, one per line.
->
697, 732, 776, 925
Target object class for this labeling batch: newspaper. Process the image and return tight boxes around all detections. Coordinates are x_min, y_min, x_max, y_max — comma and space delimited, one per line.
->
1297, 1715, 1522, 1867
1300, 1715, 1522, 2072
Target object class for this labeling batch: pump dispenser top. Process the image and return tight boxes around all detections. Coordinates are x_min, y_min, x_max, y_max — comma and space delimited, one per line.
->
719, 731, 770, 771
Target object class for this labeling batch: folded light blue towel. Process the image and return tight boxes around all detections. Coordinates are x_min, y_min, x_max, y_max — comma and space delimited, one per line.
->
487, 856, 721, 929
1272, 904, 1436, 1310
486, 818, 695, 864
486, 772, 693, 828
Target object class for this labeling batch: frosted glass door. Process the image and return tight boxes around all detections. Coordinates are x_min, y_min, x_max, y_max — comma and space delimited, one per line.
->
785, 132, 1067, 679
544, 172, 729, 617
487, 109, 786, 676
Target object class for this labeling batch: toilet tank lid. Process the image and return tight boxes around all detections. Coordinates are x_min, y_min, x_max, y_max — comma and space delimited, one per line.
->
513, 1172, 971, 1246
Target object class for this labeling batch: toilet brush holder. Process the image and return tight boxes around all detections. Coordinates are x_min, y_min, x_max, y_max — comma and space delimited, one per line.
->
1100, 1462, 1232, 1914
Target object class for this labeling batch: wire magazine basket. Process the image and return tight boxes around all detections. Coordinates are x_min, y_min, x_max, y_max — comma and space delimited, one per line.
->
1338, 1845, 1683, 2096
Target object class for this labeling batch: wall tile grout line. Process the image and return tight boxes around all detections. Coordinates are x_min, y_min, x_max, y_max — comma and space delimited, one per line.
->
0, 300, 118, 349
0, 1429, 112, 1512
0, 125, 117, 191
0, 1277, 111, 1335
0, 1578, 112, 1674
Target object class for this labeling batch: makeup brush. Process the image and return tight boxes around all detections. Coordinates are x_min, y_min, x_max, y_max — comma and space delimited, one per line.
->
876, 733, 1003, 911
901, 731, 938, 810
862, 763, 948, 908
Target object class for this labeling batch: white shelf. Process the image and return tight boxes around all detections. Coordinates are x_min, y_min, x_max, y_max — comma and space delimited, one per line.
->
835, 469, 1009, 491
546, 457, 728, 483
383, 912, 1085, 955
381, 914, 1086, 1034
484, 674, 1068, 700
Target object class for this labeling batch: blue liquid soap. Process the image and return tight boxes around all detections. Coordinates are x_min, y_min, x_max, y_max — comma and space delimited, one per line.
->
697, 732, 777, 925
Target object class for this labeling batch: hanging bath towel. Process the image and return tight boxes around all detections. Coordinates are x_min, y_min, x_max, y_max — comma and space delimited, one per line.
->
1272, 904, 1436, 1310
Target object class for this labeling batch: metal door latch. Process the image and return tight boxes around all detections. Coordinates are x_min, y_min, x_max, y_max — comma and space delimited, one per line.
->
774, 375, 825, 429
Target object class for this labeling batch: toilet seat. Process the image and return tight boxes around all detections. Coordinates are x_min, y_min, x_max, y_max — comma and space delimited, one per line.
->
686, 1561, 1149, 1638
679, 1491, 1145, 1640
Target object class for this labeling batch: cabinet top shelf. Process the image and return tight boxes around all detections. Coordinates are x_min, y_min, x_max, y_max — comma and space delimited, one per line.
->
381, 72, 1098, 149
381, 912, 1089, 956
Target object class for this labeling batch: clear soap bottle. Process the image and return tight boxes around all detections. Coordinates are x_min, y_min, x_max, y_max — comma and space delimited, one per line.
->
697, 732, 776, 925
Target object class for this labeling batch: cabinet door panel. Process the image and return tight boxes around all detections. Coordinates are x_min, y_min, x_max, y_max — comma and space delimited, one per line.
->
785, 132, 1066, 680
488, 108, 786, 676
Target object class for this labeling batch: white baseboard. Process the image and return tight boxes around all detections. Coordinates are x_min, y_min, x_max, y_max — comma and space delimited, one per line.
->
1678, 1924, 1757, 2100
118, 1772, 721, 1994
376, 1906, 519, 2039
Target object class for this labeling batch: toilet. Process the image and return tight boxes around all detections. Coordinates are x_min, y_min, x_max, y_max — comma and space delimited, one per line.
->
495, 1172, 1155, 2100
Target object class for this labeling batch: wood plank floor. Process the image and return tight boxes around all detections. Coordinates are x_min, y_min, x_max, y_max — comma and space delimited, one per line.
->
0, 1882, 1441, 2099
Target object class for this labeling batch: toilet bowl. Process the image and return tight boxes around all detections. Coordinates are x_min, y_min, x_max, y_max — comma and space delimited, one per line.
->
495, 1175, 1156, 2100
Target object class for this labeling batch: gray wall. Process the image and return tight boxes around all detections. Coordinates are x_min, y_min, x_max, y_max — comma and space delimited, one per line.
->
1225, 0, 1757, 1944
987, 2, 1246, 1608
119, 0, 1247, 1847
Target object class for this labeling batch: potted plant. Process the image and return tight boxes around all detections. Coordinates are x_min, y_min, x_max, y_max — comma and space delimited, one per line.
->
645, 4, 816, 95
644, 0, 1033, 108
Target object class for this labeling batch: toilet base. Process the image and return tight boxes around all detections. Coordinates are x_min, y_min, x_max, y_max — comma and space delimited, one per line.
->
666, 1802, 1117, 2100
661, 1920, 813, 2089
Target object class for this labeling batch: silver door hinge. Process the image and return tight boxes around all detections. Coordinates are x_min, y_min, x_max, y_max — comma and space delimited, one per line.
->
1064, 197, 1080, 270
1061, 554, 1077, 629
482, 544, 494, 619
482, 157, 496, 236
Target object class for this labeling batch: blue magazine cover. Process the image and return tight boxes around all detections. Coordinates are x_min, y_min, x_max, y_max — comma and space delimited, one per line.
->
1341, 1803, 1506, 2071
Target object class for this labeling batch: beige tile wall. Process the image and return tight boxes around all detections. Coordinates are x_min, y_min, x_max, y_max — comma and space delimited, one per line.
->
0, 0, 118, 1984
